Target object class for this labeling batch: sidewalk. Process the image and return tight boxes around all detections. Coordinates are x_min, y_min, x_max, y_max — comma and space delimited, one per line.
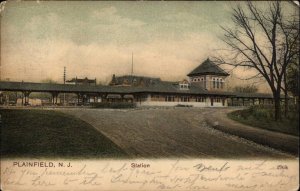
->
205, 108, 299, 156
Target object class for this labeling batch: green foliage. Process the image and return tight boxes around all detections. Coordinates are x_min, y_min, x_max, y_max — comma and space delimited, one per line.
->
0, 109, 128, 158
175, 104, 193, 107
91, 102, 136, 109
1, 92, 18, 100
286, 63, 299, 97
228, 105, 299, 136
246, 105, 273, 119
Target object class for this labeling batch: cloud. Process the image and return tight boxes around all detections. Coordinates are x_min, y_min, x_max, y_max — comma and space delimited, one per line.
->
92, 6, 145, 27
2, 28, 268, 90
164, 12, 210, 27
2, 5, 146, 46
93, 6, 117, 17
1, 32, 224, 83
0, 1, 273, 92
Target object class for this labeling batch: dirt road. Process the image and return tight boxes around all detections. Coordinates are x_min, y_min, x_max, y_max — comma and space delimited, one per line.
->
59, 107, 293, 158
206, 108, 299, 155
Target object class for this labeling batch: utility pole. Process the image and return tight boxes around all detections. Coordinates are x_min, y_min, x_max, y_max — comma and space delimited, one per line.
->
64, 66, 66, 84
63, 66, 66, 106
131, 52, 133, 76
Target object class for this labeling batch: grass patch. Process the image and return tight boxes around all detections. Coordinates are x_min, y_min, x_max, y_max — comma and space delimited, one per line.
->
0, 109, 128, 158
228, 106, 299, 136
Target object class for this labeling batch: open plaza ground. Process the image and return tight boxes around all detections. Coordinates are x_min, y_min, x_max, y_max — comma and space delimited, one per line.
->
1, 107, 298, 159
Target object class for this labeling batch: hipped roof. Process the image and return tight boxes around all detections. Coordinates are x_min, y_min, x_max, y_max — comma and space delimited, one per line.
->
188, 58, 229, 77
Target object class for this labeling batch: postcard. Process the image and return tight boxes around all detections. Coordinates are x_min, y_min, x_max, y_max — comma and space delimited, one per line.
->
0, 1, 299, 190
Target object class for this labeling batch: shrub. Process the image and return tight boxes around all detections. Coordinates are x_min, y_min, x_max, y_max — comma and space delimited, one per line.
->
175, 104, 193, 107
91, 102, 136, 109
253, 108, 268, 119
228, 105, 299, 136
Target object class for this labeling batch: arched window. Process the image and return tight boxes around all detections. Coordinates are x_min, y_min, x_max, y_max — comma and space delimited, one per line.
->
213, 78, 216, 88
179, 81, 189, 90
216, 79, 219, 88
220, 78, 223, 89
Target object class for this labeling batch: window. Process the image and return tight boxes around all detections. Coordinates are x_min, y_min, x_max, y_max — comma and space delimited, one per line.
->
151, 95, 160, 101
181, 96, 190, 102
201, 78, 205, 87
213, 78, 216, 88
196, 97, 205, 102
214, 97, 221, 102
217, 79, 219, 89
220, 79, 223, 89
165, 96, 175, 102
179, 83, 189, 90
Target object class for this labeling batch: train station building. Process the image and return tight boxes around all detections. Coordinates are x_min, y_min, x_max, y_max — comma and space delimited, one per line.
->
0, 58, 279, 107
108, 58, 233, 107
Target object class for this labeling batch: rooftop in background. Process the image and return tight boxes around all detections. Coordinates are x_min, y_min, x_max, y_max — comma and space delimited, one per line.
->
66, 77, 96, 86
188, 58, 229, 77
109, 75, 161, 87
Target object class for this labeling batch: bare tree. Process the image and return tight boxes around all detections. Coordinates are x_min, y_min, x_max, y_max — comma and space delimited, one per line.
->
280, 15, 300, 117
233, 84, 258, 93
215, 2, 299, 120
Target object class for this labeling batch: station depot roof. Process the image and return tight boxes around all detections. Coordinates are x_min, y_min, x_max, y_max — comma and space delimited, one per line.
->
0, 81, 276, 98
0, 81, 133, 94
188, 58, 229, 77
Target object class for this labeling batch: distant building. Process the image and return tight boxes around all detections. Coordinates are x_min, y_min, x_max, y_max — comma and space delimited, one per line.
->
108, 58, 232, 107
110, 75, 161, 87
66, 77, 96, 86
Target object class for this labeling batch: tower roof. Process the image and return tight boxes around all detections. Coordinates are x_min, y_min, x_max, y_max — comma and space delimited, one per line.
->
187, 58, 229, 77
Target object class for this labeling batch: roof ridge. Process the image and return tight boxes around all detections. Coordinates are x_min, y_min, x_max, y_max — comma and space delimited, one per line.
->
187, 58, 229, 77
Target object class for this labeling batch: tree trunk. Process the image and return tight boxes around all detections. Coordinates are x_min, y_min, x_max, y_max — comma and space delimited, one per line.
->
274, 93, 281, 121
284, 92, 288, 118
283, 70, 288, 118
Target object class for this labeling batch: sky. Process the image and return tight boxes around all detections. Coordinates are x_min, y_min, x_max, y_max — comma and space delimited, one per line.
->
0, 1, 298, 92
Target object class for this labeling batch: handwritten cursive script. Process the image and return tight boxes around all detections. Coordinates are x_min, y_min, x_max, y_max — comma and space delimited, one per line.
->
193, 162, 230, 173
1, 159, 298, 190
